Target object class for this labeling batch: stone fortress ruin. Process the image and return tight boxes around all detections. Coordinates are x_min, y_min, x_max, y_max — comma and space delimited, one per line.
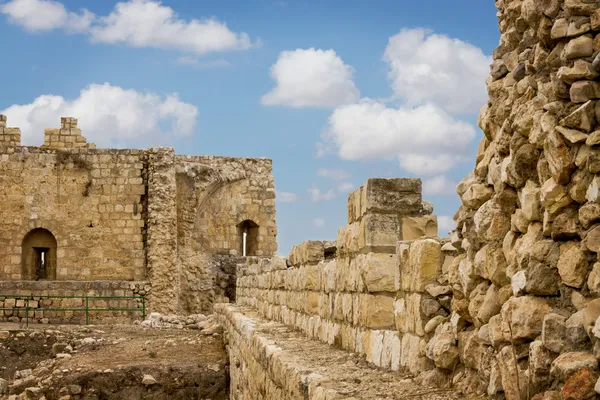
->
0, 115, 277, 320
5, 0, 600, 399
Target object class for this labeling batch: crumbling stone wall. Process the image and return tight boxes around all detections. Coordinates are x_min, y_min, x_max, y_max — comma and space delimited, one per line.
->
443, 0, 600, 398
0, 115, 20, 146
236, 179, 457, 376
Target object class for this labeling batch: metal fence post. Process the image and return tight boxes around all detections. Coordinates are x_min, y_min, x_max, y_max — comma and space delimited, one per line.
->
142, 296, 146, 320
25, 297, 29, 328
85, 296, 89, 325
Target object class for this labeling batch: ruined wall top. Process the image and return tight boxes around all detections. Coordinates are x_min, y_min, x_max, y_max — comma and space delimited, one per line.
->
0, 114, 21, 147
42, 116, 96, 150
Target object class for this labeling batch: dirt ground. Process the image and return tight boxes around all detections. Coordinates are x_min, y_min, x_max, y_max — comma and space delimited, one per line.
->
0, 323, 229, 400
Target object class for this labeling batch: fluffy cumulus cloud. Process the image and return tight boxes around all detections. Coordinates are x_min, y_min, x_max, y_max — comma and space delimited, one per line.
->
422, 175, 458, 196
308, 185, 335, 202
437, 216, 455, 237
322, 99, 476, 175
261, 48, 359, 108
1, 83, 198, 147
383, 28, 491, 114
0, 0, 255, 55
275, 190, 298, 203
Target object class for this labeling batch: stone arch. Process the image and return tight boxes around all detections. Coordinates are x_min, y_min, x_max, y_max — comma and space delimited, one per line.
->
237, 220, 259, 257
21, 228, 57, 280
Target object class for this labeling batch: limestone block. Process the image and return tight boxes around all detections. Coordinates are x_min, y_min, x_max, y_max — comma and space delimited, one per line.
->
394, 294, 428, 336
400, 215, 438, 240
357, 213, 399, 253
497, 345, 529, 400
356, 253, 398, 293
425, 323, 459, 371
557, 241, 589, 288
358, 294, 395, 329
501, 296, 551, 341
289, 241, 324, 266
401, 239, 442, 292
551, 352, 598, 382
358, 178, 423, 218
347, 187, 362, 224
366, 330, 384, 366
400, 333, 434, 376
542, 313, 567, 354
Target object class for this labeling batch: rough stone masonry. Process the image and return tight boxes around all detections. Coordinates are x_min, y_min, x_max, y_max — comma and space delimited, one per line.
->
217, 1, 600, 399
0, 116, 277, 322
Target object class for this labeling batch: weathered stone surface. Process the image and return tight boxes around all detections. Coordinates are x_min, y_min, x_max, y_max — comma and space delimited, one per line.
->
560, 101, 596, 133
562, 368, 598, 400
473, 199, 512, 242
583, 224, 600, 252
558, 241, 589, 288
570, 81, 600, 103
542, 313, 567, 353
358, 253, 399, 292
400, 215, 438, 240
564, 35, 594, 59
551, 352, 598, 381
501, 296, 551, 341
497, 345, 528, 400
402, 239, 442, 292
587, 263, 600, 295
426, 325, 459, 371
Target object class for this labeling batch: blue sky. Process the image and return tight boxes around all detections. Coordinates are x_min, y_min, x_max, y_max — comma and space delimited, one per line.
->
0, 0, 500, 255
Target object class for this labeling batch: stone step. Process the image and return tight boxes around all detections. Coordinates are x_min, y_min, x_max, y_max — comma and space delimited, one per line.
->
215, 304, 472, 400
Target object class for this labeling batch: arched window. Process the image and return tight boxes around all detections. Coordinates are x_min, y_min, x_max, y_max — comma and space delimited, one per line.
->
237, 220, 259, 257
22, 228, 57, 280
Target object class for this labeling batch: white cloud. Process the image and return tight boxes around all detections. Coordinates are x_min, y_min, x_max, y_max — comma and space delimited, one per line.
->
0, 0, 93, 32
1, 82, 198, 147
422, 176, 458, 196
338, 182, 354, 193
317, 168, 350, 181
1, 0, 256, 55
308, 185, 335, 202
383, 28, 491, 114
321, 99, 476, 175
313, 218, 326, 228
437, 216, 455, 237
261, 48, 359, 108
276, 190, 298, 203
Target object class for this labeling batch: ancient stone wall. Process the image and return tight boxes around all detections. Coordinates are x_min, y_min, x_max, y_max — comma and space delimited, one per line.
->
235, 179, 458, 378
0, 115, 20, 146
0, 146, 147, 282
0, 116, 278, 317
443, 0, 600, 398
0, 280, 147, 325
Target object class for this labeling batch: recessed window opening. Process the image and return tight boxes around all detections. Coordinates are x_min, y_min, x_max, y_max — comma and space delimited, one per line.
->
34, 247, 50, 280
237, 220, 259, 257
21, 228, 57, 280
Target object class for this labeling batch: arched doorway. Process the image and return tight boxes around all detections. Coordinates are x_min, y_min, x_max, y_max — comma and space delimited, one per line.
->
21, 228, 57, 280
237, 220, 259, 257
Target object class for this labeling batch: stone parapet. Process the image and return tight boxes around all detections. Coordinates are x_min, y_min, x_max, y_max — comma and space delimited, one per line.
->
236, 236, 455, 376
0, 114, 21, 146
214, 303, 462, 399
42, 117, 96, 149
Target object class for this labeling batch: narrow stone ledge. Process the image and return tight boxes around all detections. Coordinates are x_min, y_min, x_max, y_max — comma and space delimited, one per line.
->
215, 303, 461, 400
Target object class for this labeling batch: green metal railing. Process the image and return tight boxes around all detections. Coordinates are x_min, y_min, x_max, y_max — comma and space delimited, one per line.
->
0, 294, 146, 328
